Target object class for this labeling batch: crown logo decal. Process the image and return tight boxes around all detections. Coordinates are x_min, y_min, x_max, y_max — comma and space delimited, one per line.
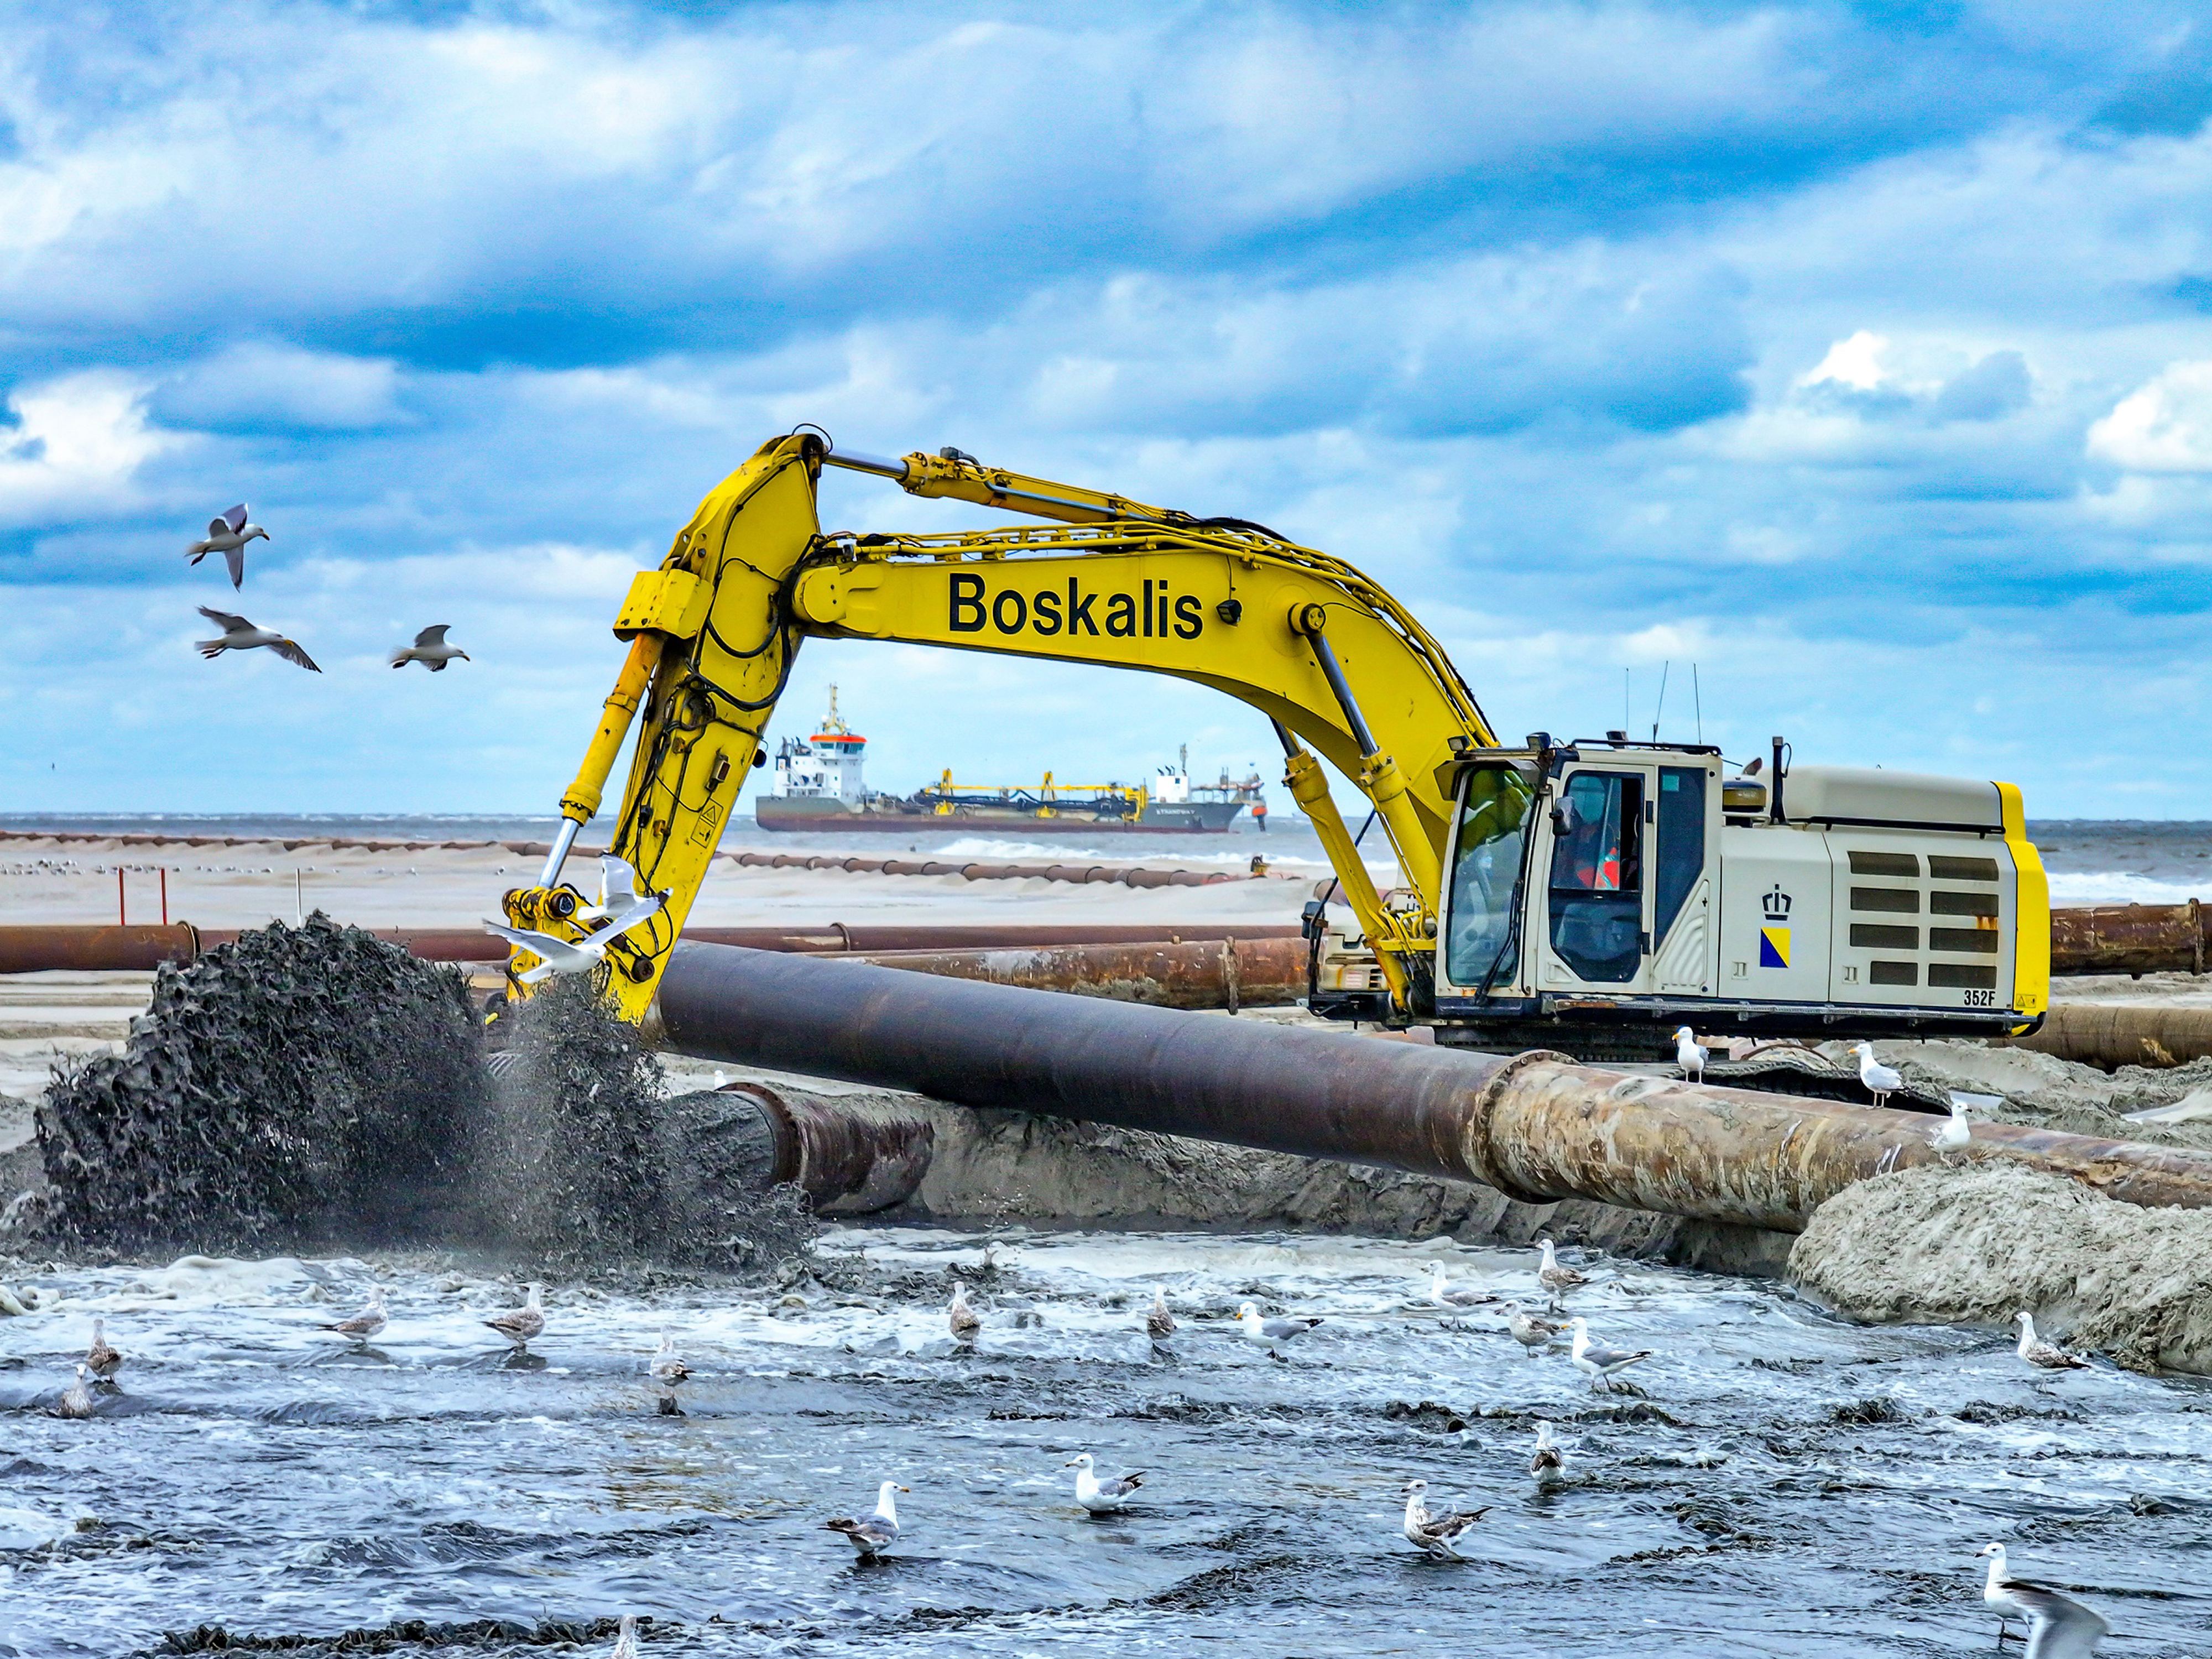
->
1763, 885, 1793, 922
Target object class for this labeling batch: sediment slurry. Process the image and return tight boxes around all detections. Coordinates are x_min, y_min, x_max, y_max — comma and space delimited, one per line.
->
1790, 1160, 2212, 1374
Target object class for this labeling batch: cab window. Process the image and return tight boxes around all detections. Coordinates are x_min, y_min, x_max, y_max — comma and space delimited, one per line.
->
1446, 764, 1533, 988
1548, 770, 1642, 982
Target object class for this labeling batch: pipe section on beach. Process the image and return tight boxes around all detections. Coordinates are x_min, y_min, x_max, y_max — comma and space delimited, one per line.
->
650, 942, 2212, 1232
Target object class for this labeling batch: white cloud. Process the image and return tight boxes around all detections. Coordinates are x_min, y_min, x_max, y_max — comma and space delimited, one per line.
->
1802, 330, 1895, 391
2088, 359, 2212, 471
0, 371, 186, 526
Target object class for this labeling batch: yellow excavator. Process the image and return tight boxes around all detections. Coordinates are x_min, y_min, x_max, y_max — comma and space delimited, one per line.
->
500, 431, 2048, 1057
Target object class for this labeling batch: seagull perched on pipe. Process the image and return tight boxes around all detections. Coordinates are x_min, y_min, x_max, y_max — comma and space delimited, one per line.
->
483, 862, 662, 984
1978, 1544, 2109, 1655
1237, 1301, 1322, 1359
2015, 1311, 2090, 1371
1066, 1452, 1144, 1513
184, 504, 268, 589
1400, 1479, 1489, 1561
1567, 1317, 1653, 1392
195, 606, 319, 671
1930, 1095, 1974, 1154
389, 624, 469, 671
1854, 1042, 1903, 1109
824, 1480, 907, 1558
1673, 1025, 1708, 1083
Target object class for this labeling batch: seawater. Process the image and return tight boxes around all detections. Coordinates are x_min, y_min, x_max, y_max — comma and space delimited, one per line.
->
1, 1230, 2206, 1657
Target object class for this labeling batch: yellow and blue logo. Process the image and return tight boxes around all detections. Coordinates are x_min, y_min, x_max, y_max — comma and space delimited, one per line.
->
1759, 926, 1791, 969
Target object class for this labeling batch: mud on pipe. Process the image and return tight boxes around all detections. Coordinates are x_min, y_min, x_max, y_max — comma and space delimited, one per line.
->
649, 942, 2212, 1231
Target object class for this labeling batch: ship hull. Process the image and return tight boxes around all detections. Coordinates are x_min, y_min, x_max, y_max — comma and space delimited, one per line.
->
753, 796, 1248, 833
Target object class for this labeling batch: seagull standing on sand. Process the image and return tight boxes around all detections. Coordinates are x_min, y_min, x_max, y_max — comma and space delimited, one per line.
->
1067, 1452, 1144, 1513
948, 1281, 982, 1343
195, 607, 319, 671
1673, 1025, 1708, 1083
1505, 1302, 1562, 1358
2015, 1312, 2090, 1372
1237, 1301, 1322, 1359
1536, 1239, 1588, 1311
1567, 1317, 1654, 1392
320, 1285, 387, 1345
1422, 1261, 1494, 1309
484, 1284, 545, 1351
1529, 1423, 1566, 1489
1979, 1543, 2109, 1655
86, 1318, 123, 1381
823, 1480, 907, 1558
1930, 1097, 1973, 1154
56, 1364, 96, 1421
609, 1614, 639, 1659
1400, 1479, 1489, 1561
483, 860, 664, 984
1145, 1287, 1176, 1343
1854, 1042, 1903, 1109
184, 504, 268, 589
389, 625, 470, 672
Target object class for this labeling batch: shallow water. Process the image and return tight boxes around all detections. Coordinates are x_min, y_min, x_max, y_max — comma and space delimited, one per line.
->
1, 1230, 2208, 1658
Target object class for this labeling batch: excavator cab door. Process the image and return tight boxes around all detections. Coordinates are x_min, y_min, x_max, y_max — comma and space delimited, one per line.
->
1539, 768, 1651, 990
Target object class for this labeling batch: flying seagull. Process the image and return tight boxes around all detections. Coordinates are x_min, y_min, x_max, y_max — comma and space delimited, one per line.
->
2015, 1311, 2090, 1371
1505, 1302, 1562, 1358
484, 1283, 545, 1351
1237, 1301, 1322, 1358
195, 607, 319, 671
1854, 1042, 1903, 1109
319, 1285, 387, 1345
1673, 1025, 1708, 1083
1536, 1239, 1588, 1311
1400, 1478, 1489, 1561
85, 1318, 123, 1381
483, 862, 664, 984
184, 504, 268, 589
1978, 1543, 2109, 1655
1567, 1316, 1654, 1392
824, 1480, 907, 1558
390, 624, 469, 671
1145, 1286, 1176, 1343
1422, 1261, 1494, 1309
1067, 1452, 1144, 1513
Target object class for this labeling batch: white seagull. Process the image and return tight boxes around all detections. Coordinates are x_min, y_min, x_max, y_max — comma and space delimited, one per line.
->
1145, 1286, 1176, 1343
55, 1364, 96, 1421
1066, 1452, 1144, 1513
1528, 1422, 1566, 1489
2015, 1311, 2090, 1372
1930, 1095, 1974, 1154
948, 1281, 982, 1343
484, 1283, 545, 1350
1854, 1042, 1903, 1108
648, 1333, 689, 1388
1536, 1239, 1588, 1311
609, 1614, 639, 1659
483, 864, 664, 984
1673, 1025, 1708, 1083
1400, 1479, 1489, 1561
1567, 1317, 1654, 1392
824, 1480, 907, 1557
390, 624, 470, 672
1237, 1301, 1322, 1358
195, 606, 319, 672
1978, 1543, 2109, 1655
1422, 1260, 1494, 1309
184, 504, 268, 589
86, 1317, 124, 1381
577, 855, 648, 923
319, 1285, 387, 1345
1505, 1301, 1562, 1358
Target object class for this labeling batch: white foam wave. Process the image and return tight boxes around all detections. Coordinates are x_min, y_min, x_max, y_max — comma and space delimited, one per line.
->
2046, 871, 2206, 906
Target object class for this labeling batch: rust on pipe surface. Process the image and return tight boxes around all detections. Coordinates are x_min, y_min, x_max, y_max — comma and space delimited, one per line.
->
651, 942, 2212, 1232
2050, 899, 2208, 976
1994, 1001, 2212, 1068
0, 924, 198, 974
717, 1081, 934, 1215
838, 936, 1304, 1009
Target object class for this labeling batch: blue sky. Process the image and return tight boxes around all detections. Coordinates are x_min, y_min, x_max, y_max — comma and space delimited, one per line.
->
3, 1, 2211, 818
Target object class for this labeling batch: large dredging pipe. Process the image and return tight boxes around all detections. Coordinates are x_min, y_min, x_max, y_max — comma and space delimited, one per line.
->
650, 942, 2212, 1231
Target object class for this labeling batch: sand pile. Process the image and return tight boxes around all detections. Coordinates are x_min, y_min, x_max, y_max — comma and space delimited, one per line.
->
1789, 1161, 2212, 1374
32, 916, 483, 1252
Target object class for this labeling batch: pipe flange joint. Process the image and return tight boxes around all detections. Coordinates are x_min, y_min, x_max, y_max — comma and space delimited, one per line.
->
1459, 1048, 1577, 1204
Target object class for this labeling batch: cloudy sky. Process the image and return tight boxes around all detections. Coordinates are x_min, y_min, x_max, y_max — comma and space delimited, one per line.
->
4, 1, 2211, 820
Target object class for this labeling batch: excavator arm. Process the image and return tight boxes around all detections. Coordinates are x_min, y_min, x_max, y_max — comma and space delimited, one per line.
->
503, 432, 1496, 1022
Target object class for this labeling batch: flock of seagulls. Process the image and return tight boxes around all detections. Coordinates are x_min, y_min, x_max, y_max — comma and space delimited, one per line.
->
181, 503, 467, 676
1677, 1030, 1988, 1156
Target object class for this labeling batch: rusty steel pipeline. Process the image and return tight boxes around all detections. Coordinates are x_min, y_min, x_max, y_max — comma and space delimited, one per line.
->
2049, 899, 2208, 976
714, 1080, 935, 1215
1996, 1000, 2212, 1068
650, 943, 2212, 1231
840, 936, 1304, 1010
0, 924, 199, 973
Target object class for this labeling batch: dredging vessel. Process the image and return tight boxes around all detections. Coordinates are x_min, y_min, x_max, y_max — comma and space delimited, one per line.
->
753, 688, 1266, 833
